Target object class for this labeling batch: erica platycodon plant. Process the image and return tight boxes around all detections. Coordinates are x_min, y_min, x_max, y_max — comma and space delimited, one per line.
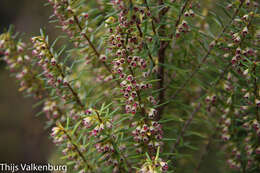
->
0, 0, 259, 172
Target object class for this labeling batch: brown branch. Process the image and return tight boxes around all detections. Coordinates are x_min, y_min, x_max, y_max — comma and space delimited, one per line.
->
143, 0, 157, 34
136, 22, 143, 37
132, 2, 155, 66
155, 0, 168, 121
157, 0, 194, 95
167, 103, 202, 160
73, 15, 120, 86
56, 64, 84, 108
146, 44, 155, 66
141, 41, 155, 66
156, 42, 166, 121
73, 16, 100, 57
45, 44, 85, 108
194, 105, 229, 173
155, 0, 194, 120
94, 110, 103, 123
167, 62, 231, 160
163, 0, 193, 50
194, 128, 218, 173
94, 109, 133, 171
62, 129, 93, 170
175, 0, 193, 27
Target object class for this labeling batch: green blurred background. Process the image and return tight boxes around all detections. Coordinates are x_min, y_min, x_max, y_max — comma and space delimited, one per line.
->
0, 0, 56, 168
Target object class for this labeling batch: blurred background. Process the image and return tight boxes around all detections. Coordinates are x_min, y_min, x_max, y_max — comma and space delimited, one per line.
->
0, 0, 57, 168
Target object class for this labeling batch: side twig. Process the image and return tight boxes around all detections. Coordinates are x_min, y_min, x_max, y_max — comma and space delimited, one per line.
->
169, 1, 245, 101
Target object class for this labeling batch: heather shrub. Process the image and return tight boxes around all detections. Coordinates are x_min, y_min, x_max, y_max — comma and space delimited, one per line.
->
0, 0, 259, 172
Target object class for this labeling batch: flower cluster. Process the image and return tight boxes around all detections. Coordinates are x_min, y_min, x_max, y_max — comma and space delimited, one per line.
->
31, 35, 84, 109
138, 156, 168, 173
48, 0, 89, 46
175, 3, 195, 38
82, 109, 112, 136
43, 100, 60, 119
212, 2, 260, 171
0, 32, 44, 98
131, 121, 163, 152
175, 20, 190, 38
104, 2, 166, 160
50, 124, 92, 172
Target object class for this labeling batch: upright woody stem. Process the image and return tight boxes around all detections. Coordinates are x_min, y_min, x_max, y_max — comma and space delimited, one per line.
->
156, 0, 168, 121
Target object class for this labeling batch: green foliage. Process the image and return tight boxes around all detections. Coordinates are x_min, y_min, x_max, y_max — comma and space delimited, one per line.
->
0, 0, 259, 172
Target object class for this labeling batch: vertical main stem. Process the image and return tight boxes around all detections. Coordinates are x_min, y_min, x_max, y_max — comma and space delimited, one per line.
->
156, 0, 168, 121
157, 43, 166, 120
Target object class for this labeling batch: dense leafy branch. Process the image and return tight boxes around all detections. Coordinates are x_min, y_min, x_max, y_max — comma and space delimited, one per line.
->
1, 0, 259, 172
